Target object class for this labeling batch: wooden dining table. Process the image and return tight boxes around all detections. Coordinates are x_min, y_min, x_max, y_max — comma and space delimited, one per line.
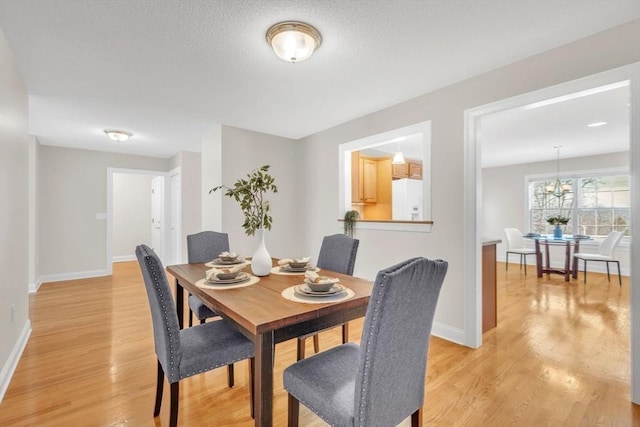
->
165, 260, 373, 427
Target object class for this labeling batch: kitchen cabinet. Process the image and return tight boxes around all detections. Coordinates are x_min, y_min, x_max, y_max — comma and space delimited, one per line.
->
351, 152, 377, 203
392, 159, 422, 180
409, 161, 422, 179
391, 162, 409, 179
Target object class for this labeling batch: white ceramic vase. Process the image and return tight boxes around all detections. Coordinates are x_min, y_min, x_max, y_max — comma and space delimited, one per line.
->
251, 228, 272, 276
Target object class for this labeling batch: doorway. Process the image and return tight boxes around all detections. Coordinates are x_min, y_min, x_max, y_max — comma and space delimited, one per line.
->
106, 167, 181, 273
464, 63, 640, 403
464, 64, 640, 403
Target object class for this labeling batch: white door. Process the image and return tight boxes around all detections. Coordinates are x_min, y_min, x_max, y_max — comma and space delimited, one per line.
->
170, 172, 181, 264
151, 176, 163, 257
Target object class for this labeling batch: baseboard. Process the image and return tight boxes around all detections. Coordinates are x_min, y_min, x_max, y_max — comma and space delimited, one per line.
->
34, 269, 110, 291
431, 321, 465, 345
498, 257, 630, 276
0, 319, 31, 402
112, 255, 136, 263
28, 280, 41, 293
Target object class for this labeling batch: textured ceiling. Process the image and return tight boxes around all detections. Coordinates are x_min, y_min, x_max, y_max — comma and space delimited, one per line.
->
0, 0, 638, 160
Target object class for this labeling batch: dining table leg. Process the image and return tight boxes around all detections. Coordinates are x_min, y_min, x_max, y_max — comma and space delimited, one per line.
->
563, 241, 571, 281
544, 241, 551, 277
254, 331, 274, 427
572, 240, 580, 279
535, 239, 543, 277
175, 279, 184, 329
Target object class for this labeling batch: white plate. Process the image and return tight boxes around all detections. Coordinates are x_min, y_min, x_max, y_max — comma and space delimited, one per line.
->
207, 272, 250, 284
304, 277, 339, 286
210, 257, 245, 265
280, 266, 312, 273
294, 283, 345, 297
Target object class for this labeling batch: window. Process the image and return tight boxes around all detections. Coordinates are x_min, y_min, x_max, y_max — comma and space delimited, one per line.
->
338, 121, 432, 233
528, 171, 630, 238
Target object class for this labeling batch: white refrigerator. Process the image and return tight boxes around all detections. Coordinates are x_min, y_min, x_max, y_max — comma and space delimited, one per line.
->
392, 178, 423, 221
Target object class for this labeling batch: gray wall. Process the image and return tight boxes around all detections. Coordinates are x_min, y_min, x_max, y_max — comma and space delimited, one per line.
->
112, 173, 154, 260
0, 28, 29, 399
38, 146, 170, 279
220, 126, 302, 259
296, 21, 640, 339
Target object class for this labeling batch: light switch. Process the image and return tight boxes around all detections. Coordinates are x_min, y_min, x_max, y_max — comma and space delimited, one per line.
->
96, 213, 107, 220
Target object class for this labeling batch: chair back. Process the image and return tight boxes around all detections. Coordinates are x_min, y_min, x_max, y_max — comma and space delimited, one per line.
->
136, 244, 182, 383
353, 257, 448, 426
599, 231, 624, 256
316, 234, 359, 275
187, 231, 230, 263
504, 228, 525, 250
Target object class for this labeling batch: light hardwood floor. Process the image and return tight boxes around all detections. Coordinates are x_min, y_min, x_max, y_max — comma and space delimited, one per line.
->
0, 261, 638, 426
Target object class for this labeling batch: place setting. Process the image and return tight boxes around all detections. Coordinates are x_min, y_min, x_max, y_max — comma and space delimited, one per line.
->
196, 263, 259, 290
271, 256, 320, 275
205, 251, 251, 268
281, 271, 354, 304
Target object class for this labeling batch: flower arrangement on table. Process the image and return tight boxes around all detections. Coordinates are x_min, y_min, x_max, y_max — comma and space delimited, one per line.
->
546, 215, 570, 226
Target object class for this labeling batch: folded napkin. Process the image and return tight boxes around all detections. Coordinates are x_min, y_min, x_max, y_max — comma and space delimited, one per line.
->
278, 256, 311, 266
304, 271, 337, 284
206, 265, 243, 281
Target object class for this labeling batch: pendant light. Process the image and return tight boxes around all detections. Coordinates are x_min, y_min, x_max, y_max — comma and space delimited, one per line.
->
391, 143, 406, 165
546, 145, 571, 197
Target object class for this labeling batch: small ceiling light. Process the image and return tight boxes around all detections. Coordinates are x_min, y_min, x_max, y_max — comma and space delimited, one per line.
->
587, 121, 607, 127
266, 21, 322, 63
104, 129, 132, 142
391, 143, 406, 165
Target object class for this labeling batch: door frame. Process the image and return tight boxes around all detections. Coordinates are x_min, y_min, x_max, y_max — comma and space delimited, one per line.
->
106, 167, 174, 274
463, 63, 639, 402
169, 167, 182, 265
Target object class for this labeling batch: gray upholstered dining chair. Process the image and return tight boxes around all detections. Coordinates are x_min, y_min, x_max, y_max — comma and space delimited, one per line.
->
297, 233, 359, 360
504, 228, 536, 274
136, 244, 255, 427
186, 231, 237, 387
284, 257, 448, 427
573, 230, 624, 286
186, 231, 230, 327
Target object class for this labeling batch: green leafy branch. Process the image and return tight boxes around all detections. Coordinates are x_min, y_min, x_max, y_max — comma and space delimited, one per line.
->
210, 165, 278, 236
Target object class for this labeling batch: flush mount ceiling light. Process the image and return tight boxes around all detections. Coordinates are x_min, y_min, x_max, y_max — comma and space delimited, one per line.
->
266, 21, 322, 63
587, 121, 608, 127
104, 129, 132, 142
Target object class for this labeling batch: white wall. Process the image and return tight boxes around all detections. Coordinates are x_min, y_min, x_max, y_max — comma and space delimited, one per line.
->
483, 152, 631, 273
112, 173, 153, 261
0, 28, 30, 401
220, 126, 302, 259
202, 126, 222, 232
38, 146, 169, 282
171, 151, 201, 262
296, 21, 640, 342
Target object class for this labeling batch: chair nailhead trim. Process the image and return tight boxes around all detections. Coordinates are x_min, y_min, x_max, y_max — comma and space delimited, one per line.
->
145, 253, 179, 380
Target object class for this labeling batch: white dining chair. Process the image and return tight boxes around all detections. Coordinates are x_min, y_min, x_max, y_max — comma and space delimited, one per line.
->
504, 228, 536, 274
573, 231, 624, 286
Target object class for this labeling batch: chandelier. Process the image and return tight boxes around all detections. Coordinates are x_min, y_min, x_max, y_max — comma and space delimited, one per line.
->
546, 145, 571, 197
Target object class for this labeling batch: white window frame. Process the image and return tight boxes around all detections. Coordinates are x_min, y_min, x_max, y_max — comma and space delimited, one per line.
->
525, 166, 630, 244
